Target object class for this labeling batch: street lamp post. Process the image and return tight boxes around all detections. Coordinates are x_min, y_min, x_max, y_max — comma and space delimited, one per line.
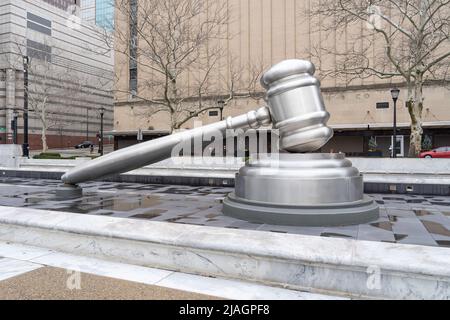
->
12, 110, 18, 144
99, 107, 105, 156
23, 56, 29, 157
86, 107, 89, 141
217, 100, 225, 121
390, 88, 400, 158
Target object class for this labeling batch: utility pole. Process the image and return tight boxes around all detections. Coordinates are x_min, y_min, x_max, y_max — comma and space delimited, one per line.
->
12, 110, 18, 144
23, 56, 29, 157
99, 107, 105, 155
390, 88, 400, 158
86, 107, 89, 141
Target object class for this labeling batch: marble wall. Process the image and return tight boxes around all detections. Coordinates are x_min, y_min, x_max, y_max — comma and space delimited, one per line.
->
0, 206, 448, 299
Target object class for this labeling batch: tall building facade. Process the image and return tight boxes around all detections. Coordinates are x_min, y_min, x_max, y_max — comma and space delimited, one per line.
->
0, 0, 114, 149
113, 0, 450, 157
81, 0, 114, 31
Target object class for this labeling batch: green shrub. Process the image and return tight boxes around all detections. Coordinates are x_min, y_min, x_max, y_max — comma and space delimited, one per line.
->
33, 152, 62, 159
33, 153, 99, 160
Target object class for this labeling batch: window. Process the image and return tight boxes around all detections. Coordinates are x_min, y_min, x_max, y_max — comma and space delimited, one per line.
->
27, 12, 52, 36
129, 68, 137, 95
27, 39, 52, 62
27, 13, 51, 28
129, 0, 138, 95
376, 102, 389, 109
41, 0, 79, 11
95, 0, 115, 30
27, 40, 52, 53
27, 21, 52, 36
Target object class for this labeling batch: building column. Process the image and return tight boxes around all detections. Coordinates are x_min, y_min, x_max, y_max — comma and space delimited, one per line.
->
5, 68, 16, 144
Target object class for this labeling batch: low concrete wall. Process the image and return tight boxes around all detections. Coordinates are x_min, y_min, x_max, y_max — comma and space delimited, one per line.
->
351, 158, 450, 175
0, 206, 448, 299
12, 156, 450, 176
0, 145, 23, 168
1, 156, 449, 194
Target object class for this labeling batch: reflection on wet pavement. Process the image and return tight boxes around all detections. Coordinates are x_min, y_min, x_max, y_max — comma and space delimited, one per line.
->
0, 178, 449, 248
421, 221, 450, 237
436, 241, 450, 247
370, 221, 393, 232
394, 234, 408, 241
414, 210, 433, 216
321, 233, 352, 238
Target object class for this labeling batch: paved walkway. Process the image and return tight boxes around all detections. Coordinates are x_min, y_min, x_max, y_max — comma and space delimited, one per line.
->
0, 266, 217, 300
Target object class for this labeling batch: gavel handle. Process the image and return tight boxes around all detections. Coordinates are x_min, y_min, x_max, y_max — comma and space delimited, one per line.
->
61, 107, 271, 185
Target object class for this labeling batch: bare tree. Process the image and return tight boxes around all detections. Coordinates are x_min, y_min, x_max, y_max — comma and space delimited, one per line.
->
307, 0, 450, 157
114, 0, 262, 132
26, 57, 79, 152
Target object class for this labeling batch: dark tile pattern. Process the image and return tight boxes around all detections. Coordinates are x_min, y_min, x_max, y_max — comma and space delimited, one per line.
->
0, 178, 449, 249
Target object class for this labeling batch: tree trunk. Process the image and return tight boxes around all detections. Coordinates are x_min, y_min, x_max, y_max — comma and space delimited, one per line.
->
170, 111, 177, 133
41, 125, 48, 152
41, 110, 48, 153
407, 76, 424, 158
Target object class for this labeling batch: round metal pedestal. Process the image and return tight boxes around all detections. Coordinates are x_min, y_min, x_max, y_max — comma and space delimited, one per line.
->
223, 154, 379, 227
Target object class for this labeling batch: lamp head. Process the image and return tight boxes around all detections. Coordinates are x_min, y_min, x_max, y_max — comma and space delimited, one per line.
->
391, 88, 400, 101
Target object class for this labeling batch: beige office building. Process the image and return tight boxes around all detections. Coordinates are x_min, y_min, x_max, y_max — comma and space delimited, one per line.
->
113, 0, 450, 156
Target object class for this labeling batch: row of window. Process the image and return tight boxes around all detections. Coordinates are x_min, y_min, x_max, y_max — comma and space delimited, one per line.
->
129, 0, 138, 95
27, 12, 52, 36
42, 0, 79, 12
376, 102, 411, 109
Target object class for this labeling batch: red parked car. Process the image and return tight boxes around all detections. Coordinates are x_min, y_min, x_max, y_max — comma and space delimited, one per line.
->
419, 147, 450, 158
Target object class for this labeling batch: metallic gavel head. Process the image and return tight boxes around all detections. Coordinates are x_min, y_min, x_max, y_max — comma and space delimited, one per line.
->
261, 59, 334, 153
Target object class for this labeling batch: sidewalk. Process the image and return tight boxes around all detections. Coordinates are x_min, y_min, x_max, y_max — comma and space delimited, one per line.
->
0, 266, 217, 300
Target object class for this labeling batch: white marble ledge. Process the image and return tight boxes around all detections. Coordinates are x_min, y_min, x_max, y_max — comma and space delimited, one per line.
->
0, 206, 449, 281
0, 241, 344, 300
364, 173, 450, 185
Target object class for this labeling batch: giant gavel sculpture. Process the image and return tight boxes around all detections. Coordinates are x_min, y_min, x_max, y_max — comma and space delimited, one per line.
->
61, 60, 379, 226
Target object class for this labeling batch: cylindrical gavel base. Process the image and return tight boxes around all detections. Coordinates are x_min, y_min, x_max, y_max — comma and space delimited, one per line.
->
223, 154, 379, 227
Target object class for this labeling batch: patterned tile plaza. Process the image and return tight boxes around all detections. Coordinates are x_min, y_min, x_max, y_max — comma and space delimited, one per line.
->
0, 178, 449, 248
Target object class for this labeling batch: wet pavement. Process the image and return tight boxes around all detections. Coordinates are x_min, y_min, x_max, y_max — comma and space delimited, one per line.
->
0, 178, 449, 248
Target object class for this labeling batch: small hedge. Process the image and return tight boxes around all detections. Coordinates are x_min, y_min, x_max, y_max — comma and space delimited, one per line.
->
33, 153, 98, 160
33, 153, 64, 159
